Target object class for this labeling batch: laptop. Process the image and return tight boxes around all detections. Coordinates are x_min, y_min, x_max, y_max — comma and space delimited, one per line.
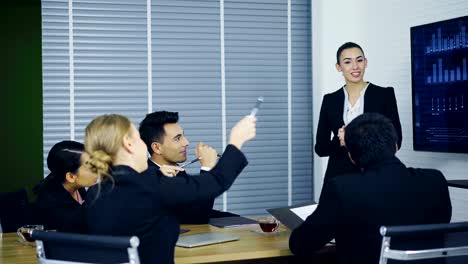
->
208, 216, 257, 228
176, 233, 239, 248
266, 202, 318, 230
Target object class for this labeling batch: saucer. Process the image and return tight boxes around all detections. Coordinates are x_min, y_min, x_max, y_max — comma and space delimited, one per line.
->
17, 238, 35, 247
250, 227, 286, 235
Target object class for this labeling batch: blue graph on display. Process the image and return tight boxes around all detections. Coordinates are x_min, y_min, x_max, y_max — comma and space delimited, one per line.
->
411, 16, 468, 153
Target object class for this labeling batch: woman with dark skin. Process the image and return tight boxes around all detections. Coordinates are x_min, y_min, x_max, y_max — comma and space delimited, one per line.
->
34, 140, 97, 233
315, 42, 402, 181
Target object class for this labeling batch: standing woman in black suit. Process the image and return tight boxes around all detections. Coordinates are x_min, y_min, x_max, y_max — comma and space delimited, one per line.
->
84, 114, 256, 264
315, 42, 402, 181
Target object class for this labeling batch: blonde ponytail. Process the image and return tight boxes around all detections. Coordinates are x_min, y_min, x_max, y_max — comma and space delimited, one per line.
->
86, 150, 112, 181
84, 114, 132, 182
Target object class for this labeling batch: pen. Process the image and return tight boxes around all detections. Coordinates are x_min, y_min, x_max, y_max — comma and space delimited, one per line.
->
250, 96, 264, 117
179, 154, 222, 168
179, 157, 199, 168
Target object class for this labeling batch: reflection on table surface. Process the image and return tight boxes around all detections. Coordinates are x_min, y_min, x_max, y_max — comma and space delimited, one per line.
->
175, 223, 292, 263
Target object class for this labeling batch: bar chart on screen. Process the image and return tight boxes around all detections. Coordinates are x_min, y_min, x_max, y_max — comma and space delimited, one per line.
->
411, 16, 468, 153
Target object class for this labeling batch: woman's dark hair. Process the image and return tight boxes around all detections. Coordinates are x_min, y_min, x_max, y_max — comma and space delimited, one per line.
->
336, 42, 365, 64
33, 140, 84, 194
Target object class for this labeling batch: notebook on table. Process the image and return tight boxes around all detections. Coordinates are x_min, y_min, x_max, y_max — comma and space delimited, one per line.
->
266, 202, 318, 230
179, 228, 189, 234
176, 232, 239, 248
267, 202, 336, 244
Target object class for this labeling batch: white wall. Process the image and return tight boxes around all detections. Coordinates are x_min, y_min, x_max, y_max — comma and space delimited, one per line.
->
312, 0, 468, 222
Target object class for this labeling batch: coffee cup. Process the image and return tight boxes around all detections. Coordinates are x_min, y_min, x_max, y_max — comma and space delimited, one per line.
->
257, 216, 279, 232
17, 225, 44, 243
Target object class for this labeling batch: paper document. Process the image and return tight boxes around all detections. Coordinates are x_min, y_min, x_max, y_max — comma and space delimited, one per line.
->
290, 204, 318, 220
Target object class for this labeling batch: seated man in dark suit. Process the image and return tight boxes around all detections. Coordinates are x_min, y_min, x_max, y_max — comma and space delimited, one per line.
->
289, 113, 452, 264
139, 110, 238, 224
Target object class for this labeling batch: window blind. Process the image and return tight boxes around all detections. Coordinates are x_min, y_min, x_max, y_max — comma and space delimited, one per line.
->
150, 0, 225, 210
41, 0, 313, 215
42, 0, 71, 174
291, 0, 312, 204
72, 0, 149, 142
224, 0, 289, 215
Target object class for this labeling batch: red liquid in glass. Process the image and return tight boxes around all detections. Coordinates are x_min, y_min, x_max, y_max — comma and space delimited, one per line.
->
22, 231, 35, 242
259, 222, 278, 232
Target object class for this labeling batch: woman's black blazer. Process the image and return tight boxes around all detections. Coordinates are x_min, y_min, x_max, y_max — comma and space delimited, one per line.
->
315, 83, 402, 180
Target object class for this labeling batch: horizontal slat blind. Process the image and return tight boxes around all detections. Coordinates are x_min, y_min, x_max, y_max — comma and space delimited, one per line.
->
151, 1, 223, 211
41, 0, 313, 215
42, 0, 71, 175
42, 0, 149, 171
224, 0, 289, 215
291, 0, 313, 204
72, 0, 148, 142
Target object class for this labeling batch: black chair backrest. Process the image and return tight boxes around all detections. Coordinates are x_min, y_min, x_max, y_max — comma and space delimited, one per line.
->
0, 188, 32, 232
31, 230, 140, 264
379, 222, 468, 264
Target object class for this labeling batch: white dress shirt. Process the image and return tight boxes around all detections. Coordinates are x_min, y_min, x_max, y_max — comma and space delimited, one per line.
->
343, 83, 369, 125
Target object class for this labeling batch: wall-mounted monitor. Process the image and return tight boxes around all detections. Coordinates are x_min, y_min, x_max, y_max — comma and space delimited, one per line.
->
411, 16, 468, 153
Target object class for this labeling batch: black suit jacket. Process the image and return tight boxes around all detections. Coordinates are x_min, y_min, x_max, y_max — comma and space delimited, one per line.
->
35, 185, 87, 233
147, 160, 237, 224
86, 145, 247, 264
315, 83, 403, 180
289, 157, 452, 264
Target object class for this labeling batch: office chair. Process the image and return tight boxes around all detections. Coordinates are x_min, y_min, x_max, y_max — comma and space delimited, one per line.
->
0, 188, 33, 232
31, 230, 140, 264
379, 221, 468, 264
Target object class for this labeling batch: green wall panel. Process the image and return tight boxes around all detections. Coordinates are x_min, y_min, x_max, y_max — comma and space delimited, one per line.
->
1, 0, 43, 197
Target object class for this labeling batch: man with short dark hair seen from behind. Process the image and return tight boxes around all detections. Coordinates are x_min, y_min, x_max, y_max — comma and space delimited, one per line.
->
289, 113, 451, 264
139, 111, 238, 224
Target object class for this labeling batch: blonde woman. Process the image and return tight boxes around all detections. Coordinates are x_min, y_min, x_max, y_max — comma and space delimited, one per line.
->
84, 114, 256, 264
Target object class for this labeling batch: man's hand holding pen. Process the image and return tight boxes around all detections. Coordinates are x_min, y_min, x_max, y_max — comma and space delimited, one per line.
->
159, 114, 257, 177
160, 143, 218, 177
195, 142, 218, 169
159, 165, 184, 177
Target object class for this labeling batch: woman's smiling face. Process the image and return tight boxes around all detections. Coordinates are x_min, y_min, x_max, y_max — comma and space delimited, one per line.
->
336, 47, 367, 84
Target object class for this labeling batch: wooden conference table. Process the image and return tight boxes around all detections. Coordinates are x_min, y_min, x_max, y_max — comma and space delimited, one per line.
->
0, 224, 336, 264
